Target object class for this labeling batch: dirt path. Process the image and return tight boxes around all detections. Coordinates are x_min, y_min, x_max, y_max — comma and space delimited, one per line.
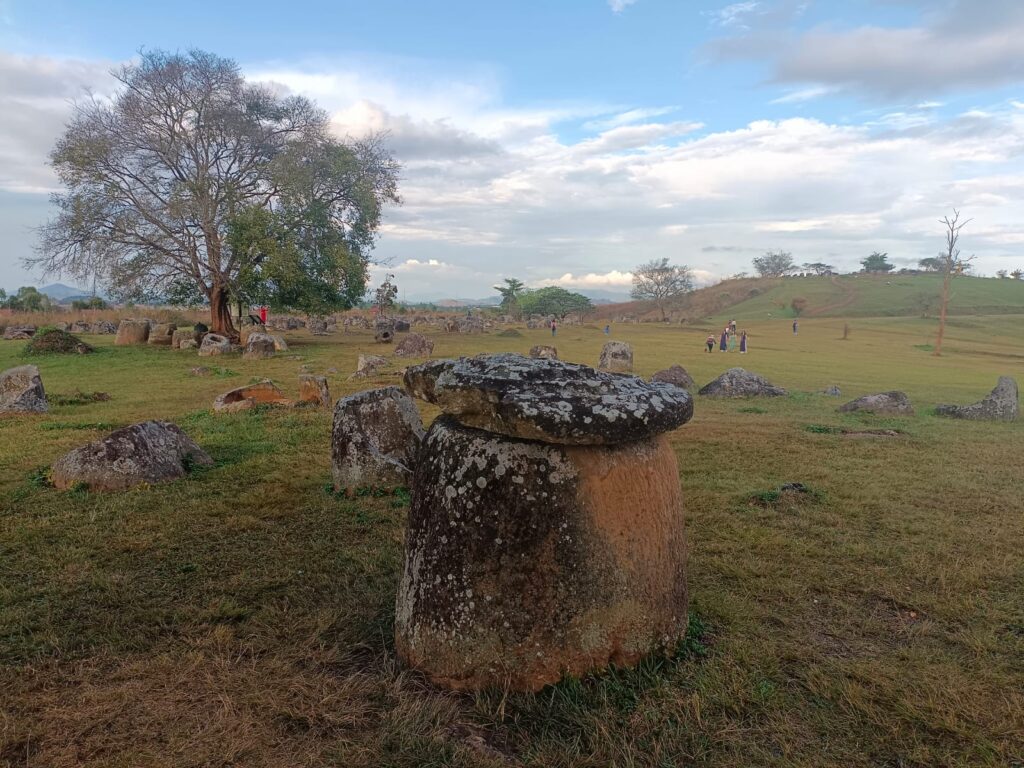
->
806, 275, 860, 317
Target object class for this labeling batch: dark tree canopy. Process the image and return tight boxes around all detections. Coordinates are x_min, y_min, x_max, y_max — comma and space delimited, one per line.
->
32, 49, 400, 334
801, 262, 835, 276
493, 278, 526, 317
519, 286, 593, 320
752, 250, 794, 277
861, 252, 894, 273
630, 258, 694, 320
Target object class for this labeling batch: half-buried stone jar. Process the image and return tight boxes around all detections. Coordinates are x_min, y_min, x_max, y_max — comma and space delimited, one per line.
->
397, 353, 693, 691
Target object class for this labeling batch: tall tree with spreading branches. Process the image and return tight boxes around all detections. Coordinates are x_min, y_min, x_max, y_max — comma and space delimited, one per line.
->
933, 210, 974, 356
31, 49, 400, 335
630, 258, 694, 321
752, 250, 794, 277
493, 278, 526, 317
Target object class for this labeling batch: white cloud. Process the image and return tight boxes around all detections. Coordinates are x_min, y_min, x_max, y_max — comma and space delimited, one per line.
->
770, 86, 834, 104
709, 2, 761, 29
607, 0, 638, 13
583, 107, 678, 132
660, 225, 689, 235
538, 270, 635, 288
711, 1, 1024, 99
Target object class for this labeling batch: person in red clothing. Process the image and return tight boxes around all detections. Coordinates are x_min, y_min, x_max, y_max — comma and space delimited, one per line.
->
259, 305, 268, 324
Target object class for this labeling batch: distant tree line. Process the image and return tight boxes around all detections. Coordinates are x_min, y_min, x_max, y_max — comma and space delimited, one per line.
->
493, 279, 594, 320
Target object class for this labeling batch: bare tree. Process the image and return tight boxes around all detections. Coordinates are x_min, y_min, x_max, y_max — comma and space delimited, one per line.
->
630, 258, 694, 321
32, 49, 400, 335
933, 210, 974, 356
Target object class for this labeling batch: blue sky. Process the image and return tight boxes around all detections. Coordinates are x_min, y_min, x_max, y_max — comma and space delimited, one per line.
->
2, 0, 1024, 299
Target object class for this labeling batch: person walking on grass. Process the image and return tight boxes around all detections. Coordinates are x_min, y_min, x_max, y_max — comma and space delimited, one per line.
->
792, 319, 799, 335
720, 328, 728, 351
728, 331, 738, 352
551, 318, 557, 337
705, 334, 716, 353
740, 330, 748, 354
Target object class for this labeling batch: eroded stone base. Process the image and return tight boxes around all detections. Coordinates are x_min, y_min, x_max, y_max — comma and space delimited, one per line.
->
395, 416, 687, 691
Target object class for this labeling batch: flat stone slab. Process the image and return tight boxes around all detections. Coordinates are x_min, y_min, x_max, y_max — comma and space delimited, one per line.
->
404, 353, 693, 445
935, 376, 1018, 422
838, 391, 913, 415
698, 368, 787, 397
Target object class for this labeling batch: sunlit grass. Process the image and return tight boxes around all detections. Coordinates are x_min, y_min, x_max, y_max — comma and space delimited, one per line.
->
1, 315, 1022, 767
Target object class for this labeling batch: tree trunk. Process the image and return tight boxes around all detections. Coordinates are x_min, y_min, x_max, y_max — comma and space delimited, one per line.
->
933, 269, 951, 356
210, 284, 237, 338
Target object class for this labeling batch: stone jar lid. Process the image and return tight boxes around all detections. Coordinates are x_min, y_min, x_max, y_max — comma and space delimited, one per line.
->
404, 353, 693, 445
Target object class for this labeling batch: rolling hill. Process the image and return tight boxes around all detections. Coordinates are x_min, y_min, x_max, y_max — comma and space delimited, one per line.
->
593, 274, 1024, 325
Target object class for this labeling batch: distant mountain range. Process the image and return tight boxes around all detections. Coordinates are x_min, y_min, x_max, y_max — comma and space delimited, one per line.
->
39, 283, 100, 302
431, 288, 630, 307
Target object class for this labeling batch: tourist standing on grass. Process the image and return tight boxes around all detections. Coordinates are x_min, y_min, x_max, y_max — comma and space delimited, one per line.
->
729, 319, 737, 335
720, 328, 728, 351
792, 319, 798, 334
740, 331, 748, 353
604, 324, 610, 335
728, 331, 738, 352
706, 334, 716, 353
551, 319, 557, 337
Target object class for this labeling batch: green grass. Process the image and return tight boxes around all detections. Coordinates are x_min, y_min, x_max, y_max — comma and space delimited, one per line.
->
1, 316, 1023, 767
709, 273, 1024, 322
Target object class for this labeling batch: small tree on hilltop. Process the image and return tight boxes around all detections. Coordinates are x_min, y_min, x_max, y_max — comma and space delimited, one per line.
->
375, 274, 398, 319
630, 258, 694, 321
752, 250, 794, 277
1011, 268, 1024, 280
790, 297, 808, 316
861, 252, 894, 273
933, 210, 974, 356
801, 262, 835, 276
996, 269, 1009, 279
918, 257, 942, 272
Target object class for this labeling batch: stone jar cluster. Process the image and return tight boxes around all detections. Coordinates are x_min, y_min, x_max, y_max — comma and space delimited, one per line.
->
396, 353, 694, 692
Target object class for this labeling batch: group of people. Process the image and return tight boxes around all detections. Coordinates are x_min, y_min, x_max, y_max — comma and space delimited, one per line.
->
706, 319, 747, 354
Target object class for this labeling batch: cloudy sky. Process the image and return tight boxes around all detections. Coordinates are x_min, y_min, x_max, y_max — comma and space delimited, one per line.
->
2, 0, 1024, 300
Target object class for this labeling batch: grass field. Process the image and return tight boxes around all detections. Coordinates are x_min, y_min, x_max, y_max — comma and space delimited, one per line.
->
2, 314, 1023, 767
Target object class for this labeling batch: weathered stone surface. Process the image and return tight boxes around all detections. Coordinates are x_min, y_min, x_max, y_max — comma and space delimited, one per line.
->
404, 354, 693, 445
394, 332, 434, 358
242, 332, 276, 360
651, 365, 694, 390
0, 365, 47, 414
352, 354, 388, 378
838, 391, 913, 415
298, 374, 330, 408
92, 320, 117, 335
308, 318, 329, 336
935, 377, 1018, 422
189, 366, 211, 376
3, 326, 36, 340
598, 341, 633, 372
115, 319, 149, 345
529, 345, 558, 360
213, 380, 292, 413
394, 319, 411, 332
698, 368, 787, 398
198, 333, 232, 357
147, 323, 176, 346
822, 385, 842, 397
375, 329, 395, 344
395, 416, 688, 692
239, 324, 266, 345
51, 420, 212, 491
270, 335, 289, 352
179, 339, 199, 350
331, 386, 424, 493
171, 328, 199, 349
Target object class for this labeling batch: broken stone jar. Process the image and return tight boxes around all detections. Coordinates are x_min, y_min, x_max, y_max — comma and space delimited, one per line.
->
396, 353, 693, 691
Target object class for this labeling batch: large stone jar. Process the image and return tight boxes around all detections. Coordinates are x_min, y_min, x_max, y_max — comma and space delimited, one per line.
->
396, 354, 693, 691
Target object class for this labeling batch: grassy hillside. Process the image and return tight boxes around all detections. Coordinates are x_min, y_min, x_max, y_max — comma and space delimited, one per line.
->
715, 274, 1024, 322
596, 274, 1024, 325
